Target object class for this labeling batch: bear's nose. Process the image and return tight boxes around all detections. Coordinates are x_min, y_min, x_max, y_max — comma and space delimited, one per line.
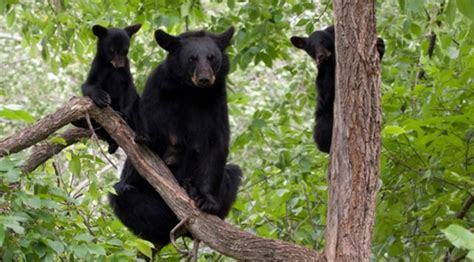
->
198, 78, 211, 86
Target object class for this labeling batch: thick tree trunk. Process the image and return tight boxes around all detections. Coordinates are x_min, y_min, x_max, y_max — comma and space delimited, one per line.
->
326, 1, 382, 261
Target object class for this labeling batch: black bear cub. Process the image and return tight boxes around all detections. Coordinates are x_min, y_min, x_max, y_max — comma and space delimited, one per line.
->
291, 25, 385, 153
75, 24, 145, 154
109, 27, 242, 248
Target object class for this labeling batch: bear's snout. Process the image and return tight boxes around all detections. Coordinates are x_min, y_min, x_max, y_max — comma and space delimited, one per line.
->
192, 64, 215, 88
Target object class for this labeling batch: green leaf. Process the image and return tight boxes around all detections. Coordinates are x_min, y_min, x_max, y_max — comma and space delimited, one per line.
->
446, 0, 457, 24
23, 196, 41, 209
410, 23, 422, 36
383, 125, 406, 136
46, 240, 64, 254
0, 226, 5, 246
456, 0, 474, 21
180, 0, 193, 17
0, 158, 18, 172
4, 222, 24, 234
133, 239, 154, 259
0, 108, 35, 123
2, 169, 20, 183
74, 233, 94, 242
398, 0, 406, 11
87, 244, 106, 256
227, 0, 235, 9
106, 238, 123, 246
407, 0, 425, 13
49, 137, 67, 145
73, 244, 88, 258
69, 155, 81, 176
6, 8, 15, 26
468, 251, 474, 260
0, 0, 6, 14
442, 224, 474, 250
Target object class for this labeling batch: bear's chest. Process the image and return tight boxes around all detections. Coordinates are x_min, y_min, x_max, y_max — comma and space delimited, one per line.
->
102, 71, 129, 95
183, 105, 218, 136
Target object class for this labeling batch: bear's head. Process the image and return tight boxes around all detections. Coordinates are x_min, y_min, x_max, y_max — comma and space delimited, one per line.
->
290, 28, 335, 68
92, 24, 141, 68
154, 27, 234, 88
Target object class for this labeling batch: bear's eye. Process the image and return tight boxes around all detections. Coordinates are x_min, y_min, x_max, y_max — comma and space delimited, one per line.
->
188, 56, 198, 62
207, 55, 215, 61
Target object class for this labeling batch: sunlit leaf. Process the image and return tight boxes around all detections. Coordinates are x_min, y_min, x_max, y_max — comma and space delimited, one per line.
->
442, 224, 474, 250
382, 125, 406, 136
133, 239, 154, 259
456, 0, 474, 21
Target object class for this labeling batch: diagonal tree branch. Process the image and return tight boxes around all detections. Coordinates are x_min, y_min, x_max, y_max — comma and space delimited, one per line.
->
0, 96, 325, 261
0, 97, 92, 157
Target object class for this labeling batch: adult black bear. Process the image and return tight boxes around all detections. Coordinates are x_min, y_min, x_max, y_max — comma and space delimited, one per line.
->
290, 25, 385, 153
75, 24, 145, 154
109, 27, 242, 248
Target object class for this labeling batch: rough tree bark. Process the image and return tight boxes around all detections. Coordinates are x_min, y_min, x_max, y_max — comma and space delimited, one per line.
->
0, 97, 324, 261
326, 0, 382, 261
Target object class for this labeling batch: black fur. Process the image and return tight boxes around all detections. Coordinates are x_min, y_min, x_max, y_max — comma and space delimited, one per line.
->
74, 24, 145, 153
109, 27, 242, 247
291, 25, 385, 153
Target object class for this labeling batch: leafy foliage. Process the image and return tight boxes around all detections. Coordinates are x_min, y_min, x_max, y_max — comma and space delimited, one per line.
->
0, 0, 473, 261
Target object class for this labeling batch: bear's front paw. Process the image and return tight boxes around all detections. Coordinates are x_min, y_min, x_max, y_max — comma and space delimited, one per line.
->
107, 142, 119, 154
113, 182, 136, 194
134, 135, 149, 145
183, 182, 219, 213
376, 38, 385, 59
90, 90, 111, 108
196, 197, 220, 214
117, 111, 129, 122
190, 191, 220, 214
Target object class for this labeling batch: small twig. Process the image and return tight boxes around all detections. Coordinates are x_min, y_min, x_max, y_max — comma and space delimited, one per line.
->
456, 195, 474, 219
52, 161, 62, 187
184, 0, 196, 31
72, 164, 113, 199
170, 215, 193, 256
76, 209, 95, 236
84, 113, 117, 170
453, 253, 467, 262
189, 240, 200, 262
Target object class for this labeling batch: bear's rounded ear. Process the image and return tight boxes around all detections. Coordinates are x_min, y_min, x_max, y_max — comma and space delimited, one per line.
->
290, 36, 307, 50
125, 24, 142, 37
214, 26, 235, 50
92, 25, 108, 38
155, 29, 180, 52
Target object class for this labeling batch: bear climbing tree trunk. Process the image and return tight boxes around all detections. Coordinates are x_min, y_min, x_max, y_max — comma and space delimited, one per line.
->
326, 0, 382, 261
